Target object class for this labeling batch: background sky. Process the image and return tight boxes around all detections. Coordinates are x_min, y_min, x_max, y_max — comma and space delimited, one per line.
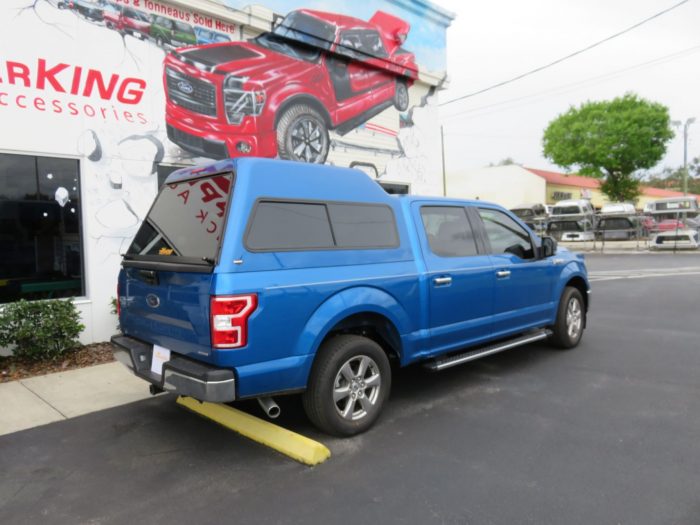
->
437, 0, 700, 177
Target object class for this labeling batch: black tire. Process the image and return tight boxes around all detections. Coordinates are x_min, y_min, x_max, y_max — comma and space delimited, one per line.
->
550, 287, 585, 349
302, 335, 391, 437
276, 103, 329, 164
394, 81, 409, 111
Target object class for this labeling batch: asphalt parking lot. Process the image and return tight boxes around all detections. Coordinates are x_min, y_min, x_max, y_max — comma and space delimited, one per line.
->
1, 253, 700, 525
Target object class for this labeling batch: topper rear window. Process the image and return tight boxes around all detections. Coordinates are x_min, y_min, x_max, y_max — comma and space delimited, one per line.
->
126, 173, 234, 263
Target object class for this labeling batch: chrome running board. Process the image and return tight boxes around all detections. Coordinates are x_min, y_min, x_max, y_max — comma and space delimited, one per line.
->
425, 329, 552, 371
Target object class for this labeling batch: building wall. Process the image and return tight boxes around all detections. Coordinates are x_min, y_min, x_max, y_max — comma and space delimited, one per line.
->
447, 166, 547, 209
545, 184, 606, 207
0, 0, 452, 343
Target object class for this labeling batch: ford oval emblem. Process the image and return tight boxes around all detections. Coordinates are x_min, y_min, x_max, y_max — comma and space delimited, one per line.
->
146, 294, 161, 308
177, 80, 194, 95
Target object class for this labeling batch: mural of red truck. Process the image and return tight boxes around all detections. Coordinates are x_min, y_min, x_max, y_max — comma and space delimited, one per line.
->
164, 9, 417, 164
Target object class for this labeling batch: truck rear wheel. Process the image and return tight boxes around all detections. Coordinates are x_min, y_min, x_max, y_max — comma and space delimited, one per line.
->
550, 286, 585, 349
276, 104, 329, 164
303, 334, 391, 436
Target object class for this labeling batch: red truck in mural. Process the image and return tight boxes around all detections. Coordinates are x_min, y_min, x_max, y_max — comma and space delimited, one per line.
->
103, 4, 152, 39
164, 9, 417, 163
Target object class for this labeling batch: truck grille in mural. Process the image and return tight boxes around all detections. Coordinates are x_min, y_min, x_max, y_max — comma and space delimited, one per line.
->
165, 67, 217, 118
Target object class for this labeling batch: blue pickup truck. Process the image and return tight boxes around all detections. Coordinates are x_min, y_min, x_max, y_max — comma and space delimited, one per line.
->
112, 158, 590, 436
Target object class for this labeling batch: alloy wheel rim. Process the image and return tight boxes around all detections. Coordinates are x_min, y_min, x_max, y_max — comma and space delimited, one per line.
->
566, 297, 582, 340
290, 118, 326, 163
333, 355, 381, 421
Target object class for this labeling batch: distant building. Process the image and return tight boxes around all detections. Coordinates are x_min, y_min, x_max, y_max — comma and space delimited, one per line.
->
448, 166, 699, 209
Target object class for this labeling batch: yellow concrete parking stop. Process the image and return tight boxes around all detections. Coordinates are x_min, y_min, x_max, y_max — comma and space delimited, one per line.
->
176, 396, 331, 466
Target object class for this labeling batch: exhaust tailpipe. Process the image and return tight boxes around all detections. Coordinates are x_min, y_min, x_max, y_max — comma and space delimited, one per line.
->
257, 397, 280, 419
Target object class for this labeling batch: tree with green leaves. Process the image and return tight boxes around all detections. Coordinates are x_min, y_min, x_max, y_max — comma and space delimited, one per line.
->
542, 93, 674, 202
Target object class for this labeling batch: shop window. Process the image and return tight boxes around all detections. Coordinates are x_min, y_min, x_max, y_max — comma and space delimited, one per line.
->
0, 153, 84, 303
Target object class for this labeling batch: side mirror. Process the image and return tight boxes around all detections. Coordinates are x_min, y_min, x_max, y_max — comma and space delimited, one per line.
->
541, 236, 557, 258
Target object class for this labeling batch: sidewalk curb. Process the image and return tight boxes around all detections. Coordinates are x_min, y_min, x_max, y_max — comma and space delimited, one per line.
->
0, 362, 150, 437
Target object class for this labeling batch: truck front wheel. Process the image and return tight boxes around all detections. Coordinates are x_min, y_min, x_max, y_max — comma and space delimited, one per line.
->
276, 104, 329, 164
303, 335, 391, 436
550, 286, 586, 349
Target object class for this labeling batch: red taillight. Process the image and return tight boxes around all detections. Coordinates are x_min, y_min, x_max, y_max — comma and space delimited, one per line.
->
116, 283, 121, 318
210, 294, 257, 349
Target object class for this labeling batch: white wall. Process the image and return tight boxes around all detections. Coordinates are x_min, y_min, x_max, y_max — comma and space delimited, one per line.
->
446, 165, 547, 209
0, 0, 447, 343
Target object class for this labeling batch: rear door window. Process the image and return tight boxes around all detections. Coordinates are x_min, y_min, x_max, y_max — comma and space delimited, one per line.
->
126, 173, 233, 262
420, 206, 478, 257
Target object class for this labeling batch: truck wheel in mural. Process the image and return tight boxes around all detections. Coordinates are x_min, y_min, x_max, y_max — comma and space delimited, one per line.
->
394, 81, 409, 112
276, 104, 330, 164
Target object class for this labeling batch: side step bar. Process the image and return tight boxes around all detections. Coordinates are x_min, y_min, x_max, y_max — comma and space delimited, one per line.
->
424, 329, 552, 371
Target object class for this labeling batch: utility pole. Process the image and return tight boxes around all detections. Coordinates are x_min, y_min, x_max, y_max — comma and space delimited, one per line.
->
440, 125, 447, 196
673, 117, 695, 195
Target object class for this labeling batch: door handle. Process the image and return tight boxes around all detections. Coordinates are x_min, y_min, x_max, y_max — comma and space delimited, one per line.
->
433, 276, 452, 286
496, 270, 511, 278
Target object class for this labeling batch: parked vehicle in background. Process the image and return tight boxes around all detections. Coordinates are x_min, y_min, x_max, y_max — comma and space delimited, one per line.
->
112, 158, 590, 437
651, 229, 699, 250
510, 203, 548, 235
57, 1, 75, 9
151, 16, 196, 48
547, 219, 595, 241
163, 9, 417, 163
657, 219, 686, 232
104, 5, 152, 39
194, 27, 232, 44
73, 0, 106, 21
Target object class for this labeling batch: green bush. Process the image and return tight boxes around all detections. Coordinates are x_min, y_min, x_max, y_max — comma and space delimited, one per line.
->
0, 299, 84, 361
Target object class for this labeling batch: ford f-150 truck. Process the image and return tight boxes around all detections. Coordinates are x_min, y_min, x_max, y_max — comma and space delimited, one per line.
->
163, 9, 417, 164
112, 158, 591, 436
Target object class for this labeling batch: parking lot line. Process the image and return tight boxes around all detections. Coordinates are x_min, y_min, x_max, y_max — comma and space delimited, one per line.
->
176, 396, 331, 466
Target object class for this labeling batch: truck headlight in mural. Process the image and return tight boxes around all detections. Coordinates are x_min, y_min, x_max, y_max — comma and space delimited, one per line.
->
163, 8, 418, 164
223, 75, 266, 125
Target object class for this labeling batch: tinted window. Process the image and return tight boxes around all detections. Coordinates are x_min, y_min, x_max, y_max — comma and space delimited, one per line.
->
338, 30, 388, 59
247, 202, 334, 250
553, 205, 582, 215
127, 173, 233, 260
273, 11, 335, 51
175, 21, 193, 33
0, 153, 84, 303
479, 208, 534, 259
420, 206, 477, 257
327, 204, 397, 248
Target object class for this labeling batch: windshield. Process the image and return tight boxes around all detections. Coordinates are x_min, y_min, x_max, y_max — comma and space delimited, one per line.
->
254, 32, 322, 62
126, 173, 233, 262
273, 11, 336, 50
552, 205, 583, 215
548, 221, 583, 232
599, 218, 633, 230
